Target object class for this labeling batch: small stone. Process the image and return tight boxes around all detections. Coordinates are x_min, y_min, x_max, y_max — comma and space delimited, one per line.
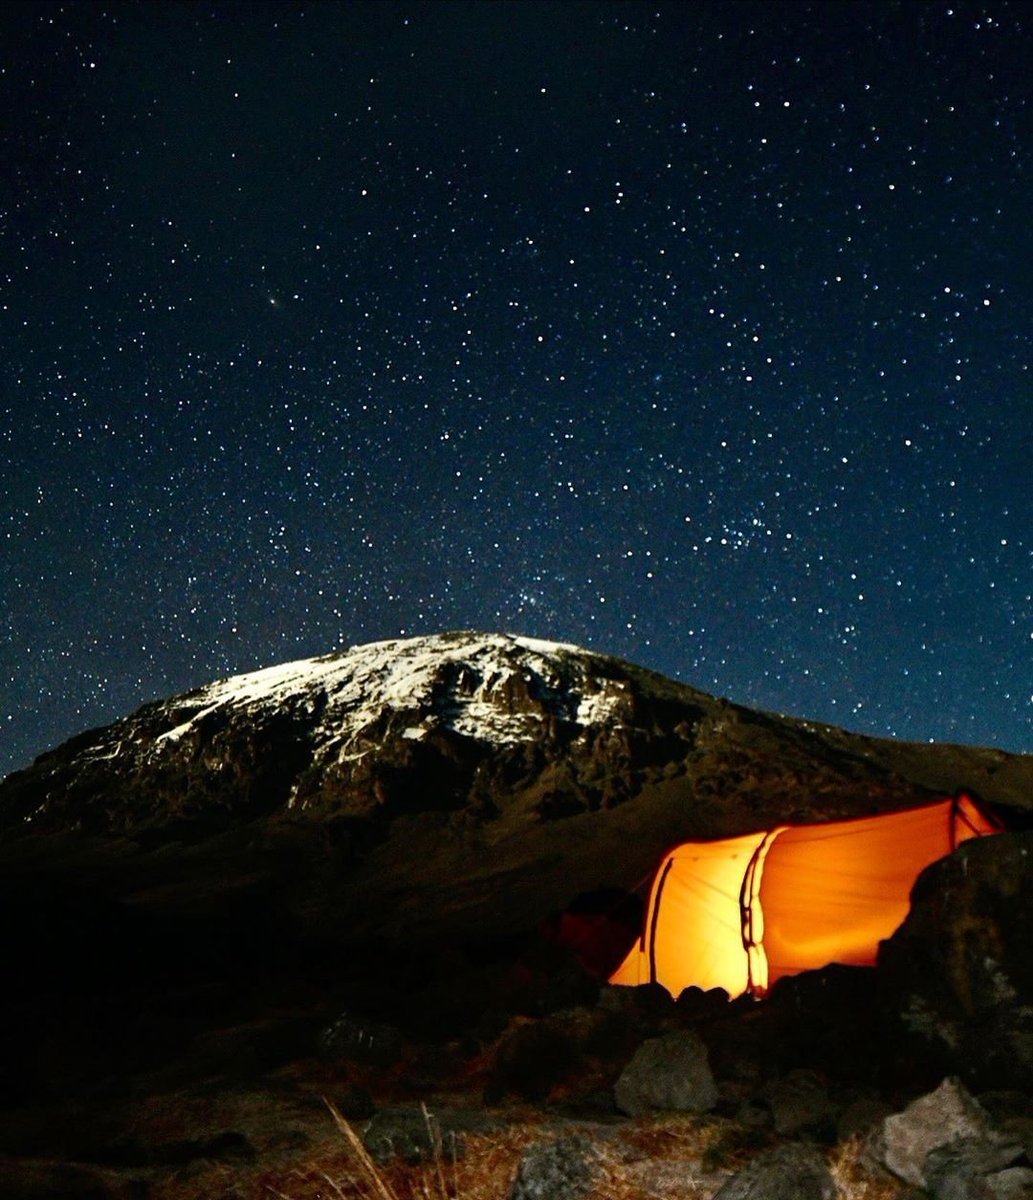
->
318, 1012, 404, 1067
711, 1142, 836, 1200
510, 1136, 600, 1200
766, 1069, 833, 1138
614, 1030, 718, 1117
361, 1108, 485, 1166
836, 1094, 894, 1143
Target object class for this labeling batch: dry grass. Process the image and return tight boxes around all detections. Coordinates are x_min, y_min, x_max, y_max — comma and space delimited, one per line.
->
260, 1108, 738, 1200
156, 1105, 910, 1200
251, 1106, 545, 1200
828, 1137, 908, 1200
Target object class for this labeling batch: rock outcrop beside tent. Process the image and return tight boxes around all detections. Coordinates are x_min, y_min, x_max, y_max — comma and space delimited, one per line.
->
879, 831, 1033, 1090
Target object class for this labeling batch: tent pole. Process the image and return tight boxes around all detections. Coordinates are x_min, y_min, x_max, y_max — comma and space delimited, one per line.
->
647, 858, 675, 986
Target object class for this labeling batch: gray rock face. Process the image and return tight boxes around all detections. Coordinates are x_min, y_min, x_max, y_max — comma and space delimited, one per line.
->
711, 1143, 836, 1200
865, 1078, 997, 1188
614, 1030, 718, 1116
879, 833, 1033, 1091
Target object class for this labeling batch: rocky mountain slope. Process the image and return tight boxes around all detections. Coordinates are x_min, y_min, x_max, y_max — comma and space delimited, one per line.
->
1, 629, 1029, 957
4, 630, 1030, 835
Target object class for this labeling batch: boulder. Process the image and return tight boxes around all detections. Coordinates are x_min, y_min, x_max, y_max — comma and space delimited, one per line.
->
362, 1107, 497, 1166
765, 1069, 834, 1138
711, 1142, 836, 1200
484, 1018, 582, 1103
318, 1012, 405, 1067
763, 965, 882, 1080
864, 1078, 997, 1187
835, 1094, 894, 1142
924, 1136, 1029, 1200
509, 1136, 601, 1200
879, 832, 1033, 1091
614, 1030, 718, 1116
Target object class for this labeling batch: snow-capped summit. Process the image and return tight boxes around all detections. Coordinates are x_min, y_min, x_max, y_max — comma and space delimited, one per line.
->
154, 631, 626, 760
1, 631, 654, 836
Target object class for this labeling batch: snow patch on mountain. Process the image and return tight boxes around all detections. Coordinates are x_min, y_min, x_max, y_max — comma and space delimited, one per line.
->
152, 632, 625, 757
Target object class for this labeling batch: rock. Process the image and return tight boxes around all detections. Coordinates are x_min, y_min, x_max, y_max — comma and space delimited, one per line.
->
362, 1107, 496, 1166
318, 1012, 404, 1067
735, 1098, 774, 1131
865, 1078, 997, 1187
361, 1109, 452, 1166
98, 1130, 255, 1168
598, 982, 678, 1027
972, 1095, 1033, 1166
835, 1094, 894, 1143
924, 1136, 1028, 1200
676, 986, 733, 1018
509, 1136, 601, 1200
960, 1008, 1033, 1095
986, 1167, 1033, 1199
484, 1018, 582, 1103
614, 1030, 718, 1116
763, 965, 883, 1081
999, 1119, 1033, 1163
879, 832, 1033, 1091
711, 1142, 836, 1200
975, 1093, 1033, 1125
765, 1069, 834, 1138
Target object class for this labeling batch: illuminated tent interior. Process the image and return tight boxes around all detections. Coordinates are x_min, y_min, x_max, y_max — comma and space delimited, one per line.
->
610, 793, 1000, 1000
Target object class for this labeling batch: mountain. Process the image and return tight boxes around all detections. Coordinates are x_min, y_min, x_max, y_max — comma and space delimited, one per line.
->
2, 632, 1031, 1195
2, 629, 1029, 992
4, 630, 1029, 839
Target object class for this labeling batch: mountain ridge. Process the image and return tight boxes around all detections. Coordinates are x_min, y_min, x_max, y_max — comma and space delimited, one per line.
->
2, 630, 1030, 846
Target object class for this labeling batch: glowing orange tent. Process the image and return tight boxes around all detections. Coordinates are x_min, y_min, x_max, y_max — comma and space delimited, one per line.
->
610, 793, 1000, 1000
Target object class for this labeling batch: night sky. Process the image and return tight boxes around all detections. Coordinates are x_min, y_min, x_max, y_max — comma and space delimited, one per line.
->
2, 1, 1030, 778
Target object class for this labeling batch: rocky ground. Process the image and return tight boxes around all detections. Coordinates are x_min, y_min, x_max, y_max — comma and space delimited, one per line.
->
1, 634, 1031, 1198
4, 828, 1033, 1198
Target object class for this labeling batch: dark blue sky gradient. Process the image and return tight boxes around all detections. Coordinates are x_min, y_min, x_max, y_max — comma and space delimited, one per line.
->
2, 1, 1030, 777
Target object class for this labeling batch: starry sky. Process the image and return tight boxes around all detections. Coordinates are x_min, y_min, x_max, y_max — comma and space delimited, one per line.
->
2, 1, 1030, 778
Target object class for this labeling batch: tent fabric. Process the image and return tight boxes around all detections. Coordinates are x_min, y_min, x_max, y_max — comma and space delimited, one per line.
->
610, 793, 1000, 1000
